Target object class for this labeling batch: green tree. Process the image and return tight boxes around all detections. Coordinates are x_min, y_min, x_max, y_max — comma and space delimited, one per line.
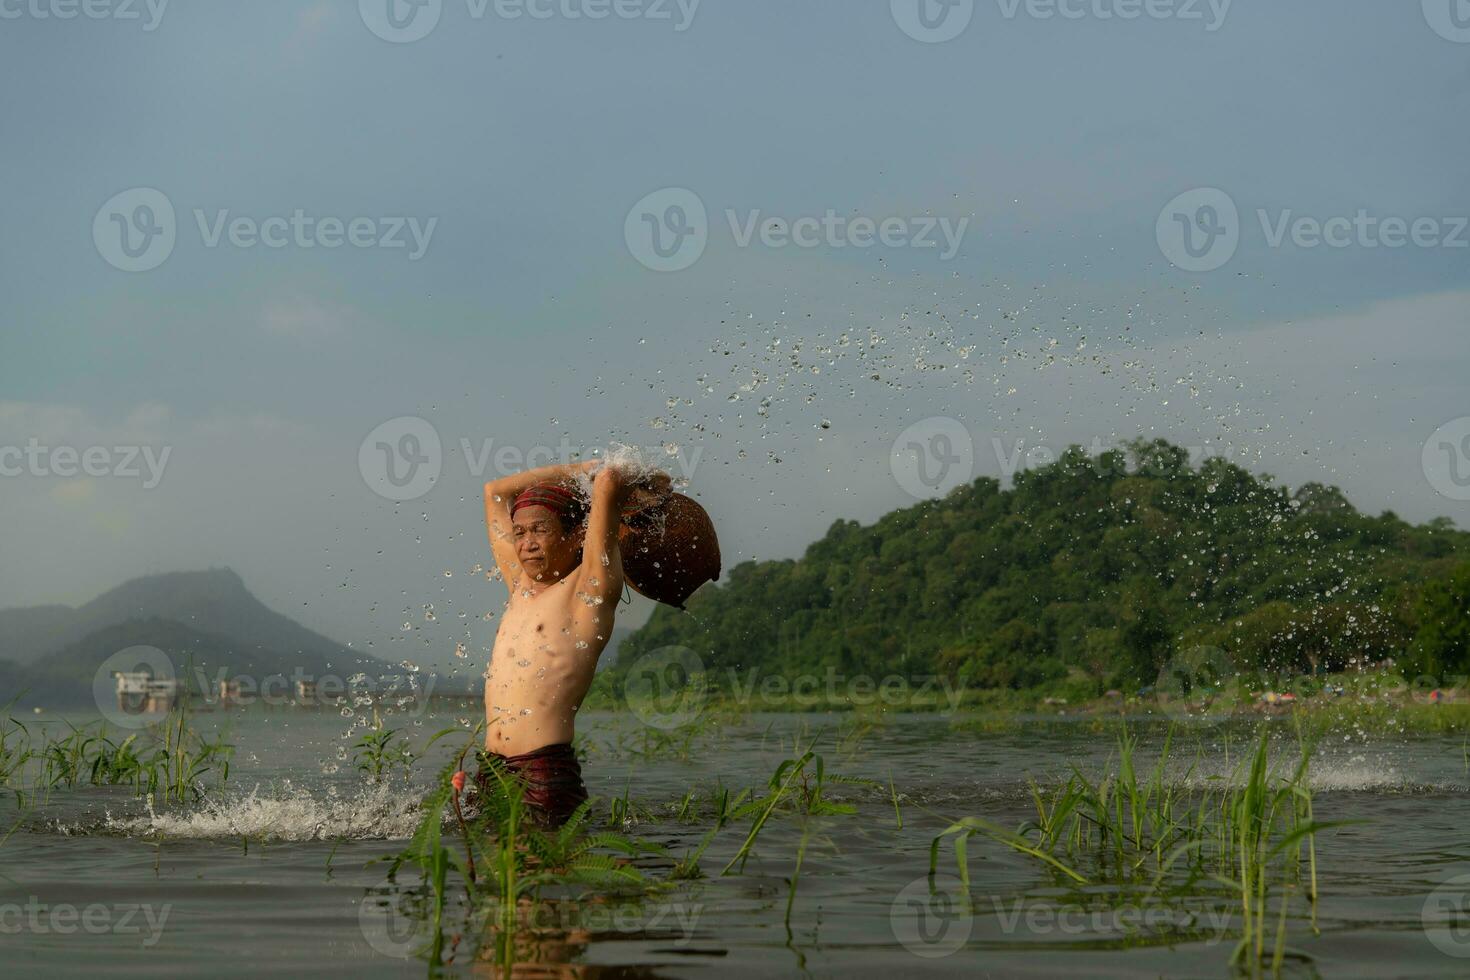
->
1406, 562, 1470, 677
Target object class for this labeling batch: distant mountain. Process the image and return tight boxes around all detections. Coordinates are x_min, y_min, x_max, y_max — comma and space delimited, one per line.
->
0, 568, 356, 668
0, 569, 388, 708
0, 658, 19, 700
13, 616, 383, 708
0, 605, 80, 666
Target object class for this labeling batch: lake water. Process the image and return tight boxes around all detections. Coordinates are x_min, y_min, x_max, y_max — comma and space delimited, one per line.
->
4, 707, 1469, 977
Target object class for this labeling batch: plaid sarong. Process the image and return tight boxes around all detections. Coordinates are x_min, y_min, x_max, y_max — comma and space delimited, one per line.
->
472, 742, 588, 829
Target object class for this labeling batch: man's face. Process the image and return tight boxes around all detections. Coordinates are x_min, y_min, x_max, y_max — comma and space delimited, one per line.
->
512, 504, 581, 582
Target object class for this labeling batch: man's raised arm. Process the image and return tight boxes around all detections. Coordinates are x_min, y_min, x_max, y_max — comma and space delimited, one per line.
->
577, 465, 629, 602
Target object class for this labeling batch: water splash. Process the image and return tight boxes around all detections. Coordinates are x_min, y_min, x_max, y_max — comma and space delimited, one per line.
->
91, 781, 427, 841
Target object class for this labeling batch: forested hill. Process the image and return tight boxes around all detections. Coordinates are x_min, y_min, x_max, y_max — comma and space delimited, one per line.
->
616, 439, 1470, 693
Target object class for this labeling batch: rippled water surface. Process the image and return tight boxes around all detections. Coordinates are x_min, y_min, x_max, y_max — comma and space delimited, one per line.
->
5, 708, 1470, 978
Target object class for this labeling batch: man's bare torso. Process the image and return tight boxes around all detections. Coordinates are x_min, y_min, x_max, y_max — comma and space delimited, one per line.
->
484, 567, 617, 756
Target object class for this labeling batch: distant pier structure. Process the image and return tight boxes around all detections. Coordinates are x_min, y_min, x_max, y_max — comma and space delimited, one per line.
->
217, 679, 243, 707
114, 671, 183, 714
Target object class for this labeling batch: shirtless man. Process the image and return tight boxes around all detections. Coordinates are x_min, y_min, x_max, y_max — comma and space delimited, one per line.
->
475, 459, 649, 827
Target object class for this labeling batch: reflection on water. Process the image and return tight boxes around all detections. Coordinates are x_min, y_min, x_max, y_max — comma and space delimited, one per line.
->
3, 708, 1469, 977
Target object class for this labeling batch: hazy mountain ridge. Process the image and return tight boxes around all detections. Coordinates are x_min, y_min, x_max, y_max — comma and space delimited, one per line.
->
0, 568, 355, 667
0, 604, 82, 666
11, 617, 367, 707
0, 569, 389, 708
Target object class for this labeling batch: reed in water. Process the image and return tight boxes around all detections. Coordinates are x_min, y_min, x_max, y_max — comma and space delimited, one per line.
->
1, 709, 234, 804
930, 722, 1342, 973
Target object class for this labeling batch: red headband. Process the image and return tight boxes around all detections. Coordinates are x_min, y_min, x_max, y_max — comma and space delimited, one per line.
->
511, 483, 587, 526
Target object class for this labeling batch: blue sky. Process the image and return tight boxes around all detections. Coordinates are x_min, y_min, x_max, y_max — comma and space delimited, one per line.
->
2, 0, 1467, 673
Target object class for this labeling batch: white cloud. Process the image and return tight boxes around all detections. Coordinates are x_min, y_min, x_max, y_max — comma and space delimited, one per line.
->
261, 299, 350, 340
